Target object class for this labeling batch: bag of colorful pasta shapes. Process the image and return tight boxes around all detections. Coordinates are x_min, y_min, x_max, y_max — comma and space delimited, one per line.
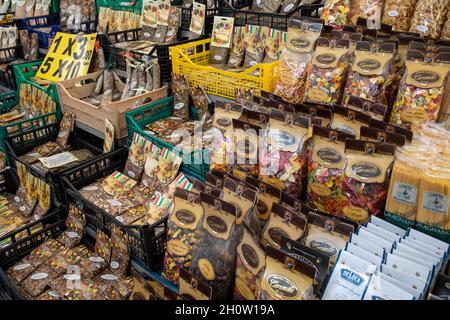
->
341, 139, 396, 223
391, 47, 450, 128
306, 126, 354, 216
259, 109, 311, 199
304, 38, 350, 106
344, 41, 395, 104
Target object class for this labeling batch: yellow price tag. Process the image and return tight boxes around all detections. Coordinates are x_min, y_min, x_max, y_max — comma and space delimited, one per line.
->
36, 32, 97, 83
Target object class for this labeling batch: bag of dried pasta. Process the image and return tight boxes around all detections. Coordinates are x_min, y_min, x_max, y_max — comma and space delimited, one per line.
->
321, 0, 351, 27
228, 26, 245, 68
348, 0, 384, 28
409, 0, 448, 39
273, 19, 322, 104
381, 0, 417, 32
263, 29, 285, 63
210, 16, 234, 65
304, 38, 350, 106
341, 139, 396, 223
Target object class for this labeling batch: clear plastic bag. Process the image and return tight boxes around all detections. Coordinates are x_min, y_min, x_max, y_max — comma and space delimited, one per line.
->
321, 0, 351, 27
381, 0, 417, 32
409, 0, 448, 39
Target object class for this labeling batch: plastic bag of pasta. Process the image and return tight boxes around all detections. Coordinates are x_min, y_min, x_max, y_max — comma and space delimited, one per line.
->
348, 0, 384, 28
228, 26, 245, 68
381, 0, 417, 32
321, 0, 351, 27
210, 16, 234, 65
273, 19, 322, 104
341, 139, 396, 223
409, 0, 448, 39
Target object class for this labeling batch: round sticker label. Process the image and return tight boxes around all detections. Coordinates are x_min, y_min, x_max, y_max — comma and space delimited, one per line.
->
110, 261, 120, 269
416, 25, 428, 33
63, 274, 81, 281
67, 231, 79, 239
31, 272, 48, 281
89, 256, 105, 263
388, 10, 399, 17
13, 263, 31, 271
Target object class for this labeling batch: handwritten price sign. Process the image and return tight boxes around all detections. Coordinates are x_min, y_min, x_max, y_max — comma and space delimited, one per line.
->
36, 32, 97, 82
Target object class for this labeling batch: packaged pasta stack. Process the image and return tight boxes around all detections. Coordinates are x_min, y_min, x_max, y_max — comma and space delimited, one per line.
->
348, 0, 384, 29
321, 0, 351, 27
381, 0, 417, 32
390, 45, 450, 128
385, 122, 450, 243
409, 0, 448, 39
273, 19, 323, 104
441, 10, 450, 40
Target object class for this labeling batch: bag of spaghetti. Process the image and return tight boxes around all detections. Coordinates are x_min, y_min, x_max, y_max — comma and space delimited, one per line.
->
391, 49, 450, 128
409, 0, 447, 39
344, 41, 395, 104
340, 139, 396, 223
259, 109, 311, 199
321, 0, 350, 27
306, 126, 354, 217
273, 19, 322, 104
381, 0, 417, 32
304, 38, 350, 106
416, 165, 450, 243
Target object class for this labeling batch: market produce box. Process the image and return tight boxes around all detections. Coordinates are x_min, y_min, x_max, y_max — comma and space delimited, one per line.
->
56, 71, 169, 140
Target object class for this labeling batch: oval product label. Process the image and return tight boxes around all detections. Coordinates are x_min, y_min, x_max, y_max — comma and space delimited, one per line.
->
284, 3, 294, 12
89, 256, 105, 263
101, 274, 119, 281
116, 216, 125, 223
214, 55, 223, 61
267, 274, 298, 298
291, 38, 310, 49
216, 117, 232, 128
14, 196, 20, 202
352, 163, 381, 178
13, 263, 31, 271
316, 53, 336, 64
416, 25, 428, 33
271, 131, 296, 148
317, 148, 341, 163
411, 71, 440, 84
198, 258, 216, 281
206, 216, 228, 234
388, 10, 399, 17
343, 205, 369, 223
127, 171, 136, 179
310, 182, 332, 197
175, 210, 196, 225
31, 272, 48, 281
268, 227, 289, 246
174, 103, 185, 110
400, 108, 429, 123
357, 59, 381, 71
333, 125, 355, 136
67, 231, 80, 239
63, 274, 81, 281
229, 58, 236, 64
82, 185, 98, 191
107, 199, 123, 207
250, 61, 257, 66
241, 243, 259, 269
167, 239, 190, 256
58, 132, 66, 138
144, 32, 151, 38
110, 261, 120, 269
48, 291, 60, 298
309, 239, 338, 257
237, 140, 255, 154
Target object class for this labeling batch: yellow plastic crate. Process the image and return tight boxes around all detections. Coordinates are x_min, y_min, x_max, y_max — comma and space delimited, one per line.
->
171, 38, 278, 100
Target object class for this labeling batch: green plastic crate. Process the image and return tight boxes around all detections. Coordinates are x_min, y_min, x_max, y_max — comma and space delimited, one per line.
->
0, 91, 19, 115
125, 96, 211, 181
96, 0, 142, 13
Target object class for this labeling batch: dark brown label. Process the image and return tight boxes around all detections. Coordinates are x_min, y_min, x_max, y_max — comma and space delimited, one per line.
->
241, 244, 259, 269
352, 163, 381, 178
175, 210, 196, 225
317, 148, 341, 163
316, 53, 336, 64
411, 71, 440, 84
267, 274, 298, 298
268, 227, 289, 246
217, 118, 232, 127
257, 200, 268, 215
206, 216, 228, 234
357, 59, 381, 71
291, 38, 310, 49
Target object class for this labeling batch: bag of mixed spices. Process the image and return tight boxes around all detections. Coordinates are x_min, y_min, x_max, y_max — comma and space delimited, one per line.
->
162, 189, 203, 285
190, 193, 239, 300
273, 19, 322, 104
304, 38, 350, 106
391, 49, 450, 128
341, 139, 396, 223
259, 109, 311, 199
233, 223, 266, 300
306, 126, 354, 216
344, 41, 395, 104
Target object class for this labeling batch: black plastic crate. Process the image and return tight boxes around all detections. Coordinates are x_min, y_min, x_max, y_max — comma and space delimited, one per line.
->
5, 126, 104, 207
0, 64, 18, 91
221, 0, 323, 31
0, 167, 19, 195
61, 20, 98, 34
62, 148, 168, 272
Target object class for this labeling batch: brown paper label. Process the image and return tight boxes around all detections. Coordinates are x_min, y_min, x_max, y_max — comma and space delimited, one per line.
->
310, 183, 332, 197
167, 239, 190, 256
198, 258, 216, 280
235, 278, 256, 300
400, 108, 429, 124
343, 205, 369, 223
306, 87, 330, 103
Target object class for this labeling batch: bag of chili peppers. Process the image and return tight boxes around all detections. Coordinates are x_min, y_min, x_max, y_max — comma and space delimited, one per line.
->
340, 139, 396, 223
391, 49, 450, 128
306, 126, 355, 216
273, 19, 323, 104
343, 41, 395, 104
259, 109, 311, 199
304, 38, 351, 106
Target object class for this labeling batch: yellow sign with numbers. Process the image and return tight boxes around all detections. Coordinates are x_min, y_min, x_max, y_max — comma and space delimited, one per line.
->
36, 32, 97, 82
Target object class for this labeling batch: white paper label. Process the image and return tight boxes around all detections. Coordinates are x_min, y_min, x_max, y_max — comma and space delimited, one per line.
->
144, 32, 151, 38
58, 132, 66, 138
416, 25, 428, 33
388, 10, 399, 17
82, 185, 98, 191
127, 171, 136, 179
48, 290, 60, 298
14, 196, 20, 202
421, 192, 448, 214
155, 34, 161, 38
31, 272, 48, 280
392, 183, 417, 206
107, 199, 123, 207
116, 216, 125, 223
214, 55, 223, 61
101, 274, 119, 281
63, 274, 81, 281
67, 231, 80, 239
229, 58, 236, 64
89, 256, 105, 263
110, 261, 120, 269
27, 152, 40, 157
174, 103, 185, 110
20, 206, 26, 212
250, 61, 257, 66
142, 179, 149, 187
13, 263, 31, 271
284, 4, 294, 12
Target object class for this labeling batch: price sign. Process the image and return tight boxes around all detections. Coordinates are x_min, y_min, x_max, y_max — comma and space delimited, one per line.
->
36, 32, 97, 82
